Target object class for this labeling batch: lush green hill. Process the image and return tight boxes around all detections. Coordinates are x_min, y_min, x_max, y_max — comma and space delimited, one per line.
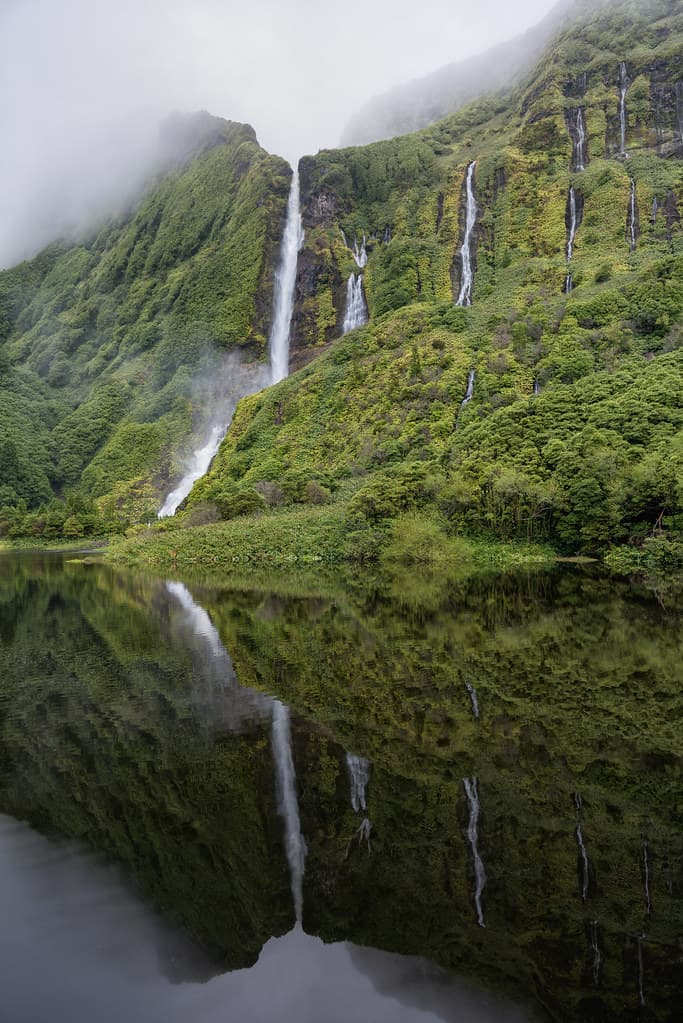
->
0, 113, 289, 534
134, 0, 679, 570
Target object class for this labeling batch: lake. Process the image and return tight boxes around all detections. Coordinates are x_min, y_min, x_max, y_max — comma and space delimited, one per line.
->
0, 550, 681, 1021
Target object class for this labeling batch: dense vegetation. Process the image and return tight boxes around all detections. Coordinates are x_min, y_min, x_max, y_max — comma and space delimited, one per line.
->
3, 0, 683, 573
0, 114, 289, 537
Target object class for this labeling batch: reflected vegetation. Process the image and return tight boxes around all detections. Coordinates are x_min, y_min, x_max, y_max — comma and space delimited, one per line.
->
0, 550, 681, 1021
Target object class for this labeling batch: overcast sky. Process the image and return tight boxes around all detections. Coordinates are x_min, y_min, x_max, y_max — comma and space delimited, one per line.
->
0, 0, 558, 268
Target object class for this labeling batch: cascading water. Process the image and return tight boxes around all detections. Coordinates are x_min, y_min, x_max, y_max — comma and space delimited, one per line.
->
564, 185, 579, 294
590, 920, 602, 986
533, 379, 541, 396
628, 179, 638, 251
465, 683, 480, 720
459, 370, 476, 419
618, 62, 629, 158
352, 235, 368, 269
642, 839, 652, 915
343, 274, 369, 334
576, 824, 590, 901
573, 791, 583, 811
463, 777, 486, 927
269, 170, 304, 385
272, 700, 307, 923
456, 162, 477, 306
346, 753, 371, 813
566, 108, 587, 172
159, 424, 228, 518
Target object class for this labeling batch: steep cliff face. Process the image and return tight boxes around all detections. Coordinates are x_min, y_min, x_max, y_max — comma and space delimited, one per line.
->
187, 0, 683, 558
0, 114, 289, 520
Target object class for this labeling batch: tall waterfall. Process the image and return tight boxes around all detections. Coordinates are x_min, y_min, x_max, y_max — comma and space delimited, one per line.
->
269, 170, 304, 385
272, 701, 306, 923
564, 185, 579, 294
346, 753, 371, 812
159, 424, 227, 518
343, 274, 369, 334
456, 162, 477, 306
618, 62, 629, 158
576, 824, 590, 901
566, 108, 587, 172
628, 179, 638, 251
590, 920, 602, 986
463, 777, 486, 927
459, 370, 476, 419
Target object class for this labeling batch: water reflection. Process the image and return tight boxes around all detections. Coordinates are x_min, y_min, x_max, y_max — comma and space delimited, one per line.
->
0, 550, 681, 1021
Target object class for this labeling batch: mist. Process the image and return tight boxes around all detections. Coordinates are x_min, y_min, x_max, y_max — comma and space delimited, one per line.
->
1, 0, 559, 269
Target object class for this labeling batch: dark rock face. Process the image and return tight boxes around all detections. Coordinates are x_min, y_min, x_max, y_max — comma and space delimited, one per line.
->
665, 189, 681, 240
563, 71, 588, 99
649, 58, 683, 156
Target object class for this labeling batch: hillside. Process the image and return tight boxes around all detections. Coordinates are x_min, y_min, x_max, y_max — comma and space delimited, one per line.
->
160, 0, 680, 570
2, 0, 683, 571
0, 113, 290, 532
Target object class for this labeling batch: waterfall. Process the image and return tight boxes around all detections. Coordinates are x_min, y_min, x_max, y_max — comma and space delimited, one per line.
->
352, 235, 368, 268
637, 934, 646, 1006
642, 839, 652, 915
346, 753, 371, 813
459, 370, 475, 414
272, 701, 306, 923
456, 162, 477, 307
465, 683, 480, 720
343, 274, 369, 334
573, 791, 583, 812
566, 187, 578, 262
533, 379, 541, 396
618, 62, 629, 158
158, 423, 227, 518
566, 108, 587, 172
269, 170, 304, 385
590, 920, 602, 986
652, 197, 659, 224
576, 824, 590, 901
628, 179, 637, 251
463, 777, 486, 927
564, 272, 573, 294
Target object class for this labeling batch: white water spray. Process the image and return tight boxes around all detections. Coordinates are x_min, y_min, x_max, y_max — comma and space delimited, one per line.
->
629, 179, 637, 252
576, 824, 590, 901
456, 162, 477, 306
352, 235, 368, 269
272, 701, 306, 923
159, 424, 227, 518
465, 683, 480, 720
343, 274, 369, 334
572, 108, 587, 171
567, 187, 578, 262
346, 754, 371, 812
463, 777, 486, 928
269, 171, 304, 385
619, 62, 629, 158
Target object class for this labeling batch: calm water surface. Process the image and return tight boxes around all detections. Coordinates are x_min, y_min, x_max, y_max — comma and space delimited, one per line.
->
0, 550, 681, 1022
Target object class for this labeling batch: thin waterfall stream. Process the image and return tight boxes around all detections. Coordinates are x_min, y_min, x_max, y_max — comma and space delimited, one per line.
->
346, 754, 371, 813
576, 824, 590, 901
618, 62, 629, 158
272, 701, 307, 924
463, 777, 486, 927
628, 179, 638, 251
456, 162, 477, 306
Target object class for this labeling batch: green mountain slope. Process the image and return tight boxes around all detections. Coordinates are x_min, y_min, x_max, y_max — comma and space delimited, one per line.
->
181, 0, 683, 563
0, 114, 289, 532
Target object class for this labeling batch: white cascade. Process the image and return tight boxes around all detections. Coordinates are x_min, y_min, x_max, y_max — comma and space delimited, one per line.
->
533, 379, 541, 396
590, 920, 602, 986
629, 179, 637, 252
460, 370, 476, 414
343, 274, 369, 334
642, 839, 652, 915
269, 170, 304, 385
576, 824, 590, 901
574, 791, 583, 812
463, 777, 486, 928
575, 109, 587, 172
465, 683, 480, 720
159, 424, 227, 518
272, 701, 307, 923
352, 234, 368, 269
567, 186, 578, 262
619, 62, 629, 158
346, 753, 371, 813
456, 162, 477, 306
